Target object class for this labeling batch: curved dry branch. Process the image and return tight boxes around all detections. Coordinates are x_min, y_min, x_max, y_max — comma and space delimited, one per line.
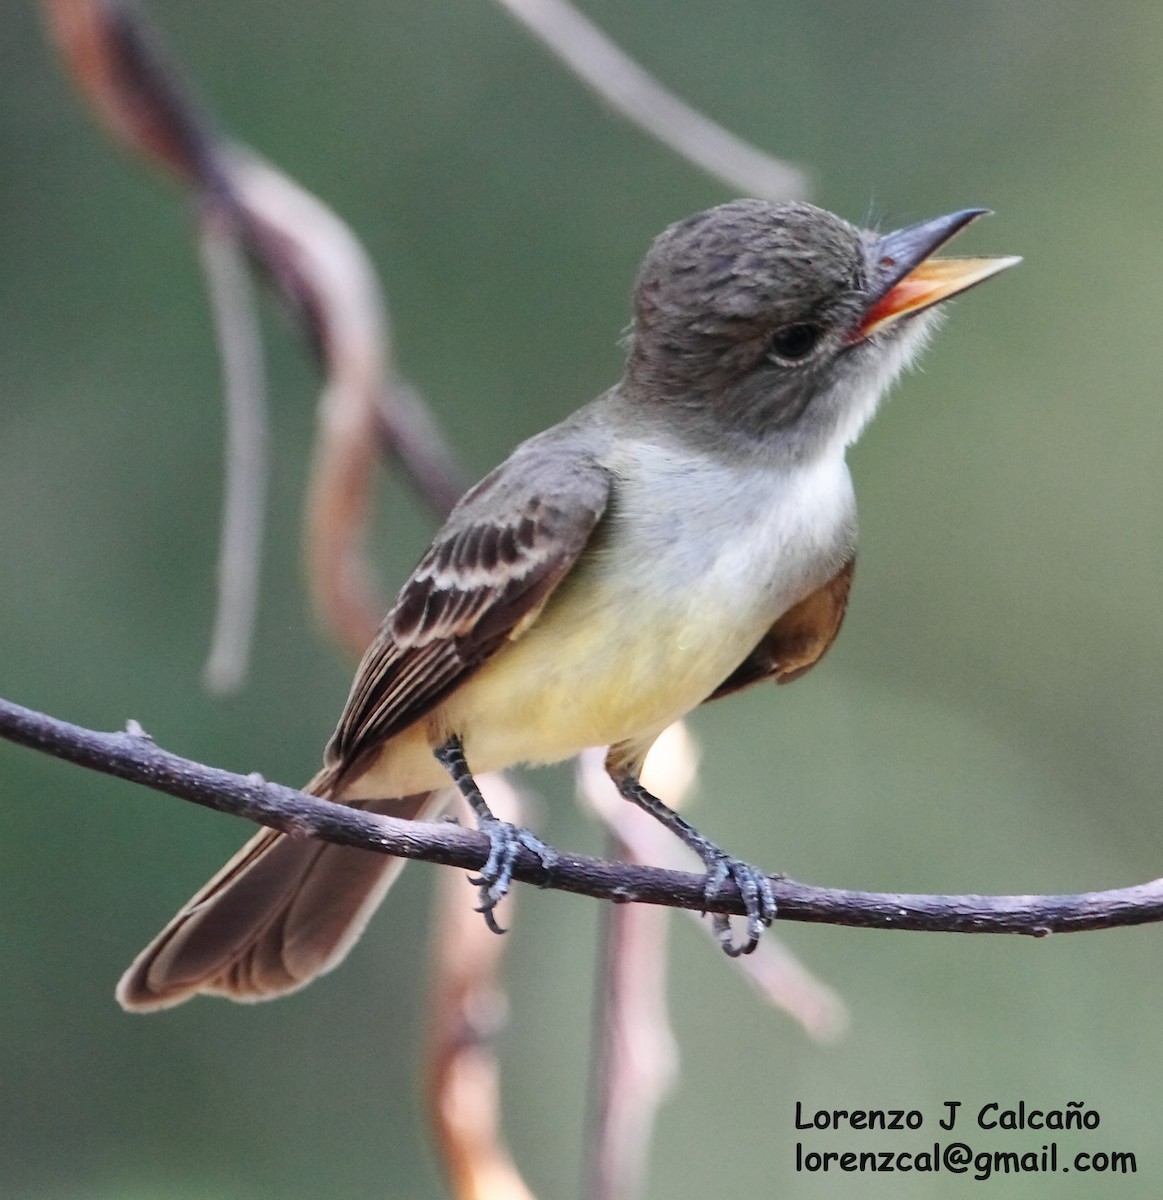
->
198, 209, 269, 694
45, 0, 270, 688
4, 694, 1162, 936
44, 0, 466, 668
491, 0, 809, 200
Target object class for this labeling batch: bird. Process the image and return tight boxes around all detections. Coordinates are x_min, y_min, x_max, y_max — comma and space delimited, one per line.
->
117, 198, 1018, 1010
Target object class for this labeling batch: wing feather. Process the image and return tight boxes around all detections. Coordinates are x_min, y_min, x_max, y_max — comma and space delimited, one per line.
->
706, 556, 855, 702
325, 442, 611, 775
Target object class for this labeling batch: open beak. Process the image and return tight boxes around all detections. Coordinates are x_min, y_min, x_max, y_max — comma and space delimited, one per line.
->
853, 208, 1020, 341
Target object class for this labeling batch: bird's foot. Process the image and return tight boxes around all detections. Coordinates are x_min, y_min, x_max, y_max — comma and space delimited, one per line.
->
469, 816, 558, 934
434, 733, 557, 935
699, 849, 778, 957
613, 773, 777, 956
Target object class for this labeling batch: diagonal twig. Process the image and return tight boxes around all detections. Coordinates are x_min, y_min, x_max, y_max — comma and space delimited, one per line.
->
41, 0, 224, 188
490, 0, 809, 200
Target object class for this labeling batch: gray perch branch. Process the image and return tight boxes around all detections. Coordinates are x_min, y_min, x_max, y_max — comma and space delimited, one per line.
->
2, 694, 1160, 936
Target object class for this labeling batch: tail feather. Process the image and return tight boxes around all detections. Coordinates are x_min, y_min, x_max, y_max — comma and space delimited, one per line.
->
116, 782, 443, 1011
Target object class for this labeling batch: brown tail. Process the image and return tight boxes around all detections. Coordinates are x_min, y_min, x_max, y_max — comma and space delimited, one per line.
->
116, 773, 443, 1011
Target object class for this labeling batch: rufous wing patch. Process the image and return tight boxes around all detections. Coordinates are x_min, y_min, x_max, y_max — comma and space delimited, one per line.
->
706, 556, 855, 701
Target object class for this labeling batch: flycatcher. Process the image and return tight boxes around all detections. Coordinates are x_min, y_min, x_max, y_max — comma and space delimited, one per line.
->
118, 199, 1018, 1010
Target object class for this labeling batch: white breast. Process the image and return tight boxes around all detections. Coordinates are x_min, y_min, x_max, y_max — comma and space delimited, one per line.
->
604, 438, 855, 608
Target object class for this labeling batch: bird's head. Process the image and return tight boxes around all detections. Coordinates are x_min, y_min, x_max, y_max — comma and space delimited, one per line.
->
626, 199, 1019, 461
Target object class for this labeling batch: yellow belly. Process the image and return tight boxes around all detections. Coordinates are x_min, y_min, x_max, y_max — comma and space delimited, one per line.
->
459, 580, 758, 761
341, 574, 766, 801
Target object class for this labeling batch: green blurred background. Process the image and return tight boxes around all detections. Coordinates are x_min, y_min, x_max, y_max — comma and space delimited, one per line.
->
4, 1, 1163, 1196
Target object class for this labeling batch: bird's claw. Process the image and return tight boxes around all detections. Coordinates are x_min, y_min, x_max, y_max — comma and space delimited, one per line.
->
468, 816, 558, 935
701, 853, 777, 957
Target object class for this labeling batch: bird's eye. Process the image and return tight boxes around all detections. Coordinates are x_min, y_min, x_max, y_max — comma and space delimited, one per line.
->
768, 322, 823, 364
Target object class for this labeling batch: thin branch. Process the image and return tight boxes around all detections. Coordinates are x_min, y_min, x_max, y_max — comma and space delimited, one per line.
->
4, 694, 1163, 935
490, 0, 809, 200
198, 208, 269, 695
732, 935, 849, 1042
226, 149, 469, 653
223, 146, 396, 655
41, 0, 225, 188
372, 377, 470, 519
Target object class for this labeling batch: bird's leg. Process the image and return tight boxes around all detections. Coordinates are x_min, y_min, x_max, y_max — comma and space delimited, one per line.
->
433, 735, 557, 934
614, 774, 777, 956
